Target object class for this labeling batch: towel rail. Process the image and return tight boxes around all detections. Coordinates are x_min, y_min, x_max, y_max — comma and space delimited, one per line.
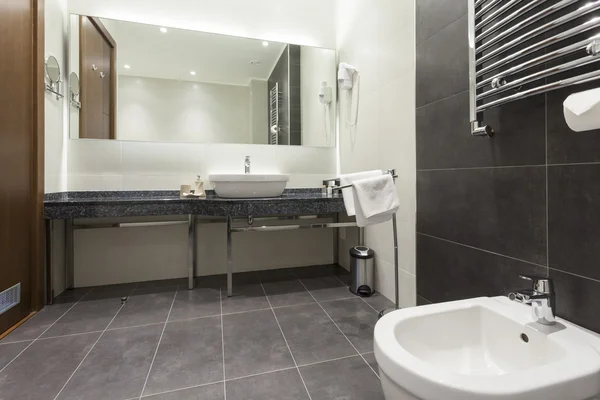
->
469, 0, 600, 137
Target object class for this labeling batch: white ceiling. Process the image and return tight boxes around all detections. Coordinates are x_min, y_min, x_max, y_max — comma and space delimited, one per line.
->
99, 17, 287, 86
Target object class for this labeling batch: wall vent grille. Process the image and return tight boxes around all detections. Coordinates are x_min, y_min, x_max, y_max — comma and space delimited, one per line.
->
0, 283, 21, 315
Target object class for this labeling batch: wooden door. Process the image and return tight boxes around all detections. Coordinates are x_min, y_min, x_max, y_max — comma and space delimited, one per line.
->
79, 16, 116, 140
0, 0, 45, 335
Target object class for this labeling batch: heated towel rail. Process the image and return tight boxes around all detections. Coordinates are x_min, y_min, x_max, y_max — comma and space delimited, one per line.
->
469, 0, 600, 136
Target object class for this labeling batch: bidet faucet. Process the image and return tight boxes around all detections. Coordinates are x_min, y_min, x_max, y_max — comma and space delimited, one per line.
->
244, 156, 251, 174
509, 274, 556, 326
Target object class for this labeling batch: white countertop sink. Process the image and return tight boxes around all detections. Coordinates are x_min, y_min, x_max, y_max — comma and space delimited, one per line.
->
374, 296, 600, 400
209, 174, 290, 198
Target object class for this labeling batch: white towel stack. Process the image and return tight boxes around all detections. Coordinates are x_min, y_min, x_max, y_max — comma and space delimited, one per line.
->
352, 174, 400, 227
339, 170, 383, 216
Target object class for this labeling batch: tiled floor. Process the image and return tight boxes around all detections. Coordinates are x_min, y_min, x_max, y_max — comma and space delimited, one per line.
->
0, 265, 393, 400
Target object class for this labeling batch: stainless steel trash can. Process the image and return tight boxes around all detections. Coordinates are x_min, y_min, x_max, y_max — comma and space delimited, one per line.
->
349, 246, 375, 297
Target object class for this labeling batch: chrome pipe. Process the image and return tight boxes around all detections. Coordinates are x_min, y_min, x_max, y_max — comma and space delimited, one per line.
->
187, 215, 196, 290
476, 2, 600, 66
477, 17, 600, 76
475, 0, 503, 19
475, 0, 526, 32
478, 36, 600, 89
476, 0, 574, 49
226, 216, 233, 297
478, 54, 600, 101
478, 69, 600, 112
230, 222, 358, 232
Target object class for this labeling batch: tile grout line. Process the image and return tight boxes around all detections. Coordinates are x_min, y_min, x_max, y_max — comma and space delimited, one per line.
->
548, 266, 600, 284
137, 284, 179, 399
53, 283, 140, 400
417, 164, 547, 172
219, 288, 227, 400
293, 272, 381, 379
0, 287, 95, 374
258, 281, 314, 400
416, 232, 548, 269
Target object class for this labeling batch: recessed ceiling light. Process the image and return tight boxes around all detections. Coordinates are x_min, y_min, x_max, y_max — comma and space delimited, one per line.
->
190, 71, 196, 75
262, 41, 269, 47
124, 64, 131, 69
160, 27, 168, 33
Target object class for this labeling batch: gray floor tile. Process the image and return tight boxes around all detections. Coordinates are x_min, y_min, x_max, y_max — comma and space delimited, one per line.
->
0, 332, 100, 400
361, 352, 379, 376
221, 283, 270, 314
226, 369, 309, 400
261, 276, 315, 308
84, 283, 137, 300
135, 278, 186, 290
297, 276, 354, 302
42, 298, 123, 338
53, 288, 92, 304
57, 324, 163, 400
362, 292, 395, 313
274, 304, 356, 366
0, 303, 72, 343
0, 341, 31, 370
142, 383, 224, 400
168, 287, 221, 321
109, 290, 176, 329
293, 265, 342, 279
300, 356, 385, 400
320, 298, 378, 353
223, 310, 294, 379
143, 317, 223, 396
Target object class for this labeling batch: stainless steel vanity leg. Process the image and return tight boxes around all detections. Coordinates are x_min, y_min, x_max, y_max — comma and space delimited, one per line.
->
65, 218, 74, 290
226, 216, 233, 297
188, 214, 196, 290
332, 213, 339, 265
45, 220, 54, 305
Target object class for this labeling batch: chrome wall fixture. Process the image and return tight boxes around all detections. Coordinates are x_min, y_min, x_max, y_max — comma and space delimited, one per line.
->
45, 55, 64, 100
469, 0, 600, 137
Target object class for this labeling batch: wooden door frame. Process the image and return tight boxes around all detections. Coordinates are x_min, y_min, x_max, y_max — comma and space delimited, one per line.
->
79, 16, 117, 139
31, 0, 46, 311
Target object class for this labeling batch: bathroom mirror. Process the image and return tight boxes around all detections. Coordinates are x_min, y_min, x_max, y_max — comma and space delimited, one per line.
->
68, 15, 337, 147
45, 56, 61, 83
70, 72, 80, 96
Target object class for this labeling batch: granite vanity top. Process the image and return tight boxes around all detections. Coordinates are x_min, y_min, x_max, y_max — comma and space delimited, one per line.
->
44, 189, 346, 219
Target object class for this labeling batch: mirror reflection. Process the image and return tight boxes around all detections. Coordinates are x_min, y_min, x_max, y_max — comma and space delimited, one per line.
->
69, 15, 336, 147
45, 56, 61, 83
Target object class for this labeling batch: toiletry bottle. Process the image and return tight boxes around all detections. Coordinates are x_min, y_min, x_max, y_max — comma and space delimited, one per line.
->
195, 175, 206, 197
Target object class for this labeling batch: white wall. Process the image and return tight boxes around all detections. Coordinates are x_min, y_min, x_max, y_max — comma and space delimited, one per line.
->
336, 0, 416, 307
117, 76, 252, 143
301, 47, 337, 147
67, 0, 337, 48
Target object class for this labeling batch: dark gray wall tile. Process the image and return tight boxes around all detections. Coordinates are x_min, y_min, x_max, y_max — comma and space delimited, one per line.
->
548, 164, 600, 280
417, 167, 547, 264
549, 269, 600, 333
416, 91, 546, 169
417, 234, 546, 303
416, 295, 432, 306
416, 0, 467, 45
416, 15, 469, 107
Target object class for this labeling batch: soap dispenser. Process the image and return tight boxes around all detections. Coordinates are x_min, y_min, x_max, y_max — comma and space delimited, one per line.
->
195, 175, 206, 197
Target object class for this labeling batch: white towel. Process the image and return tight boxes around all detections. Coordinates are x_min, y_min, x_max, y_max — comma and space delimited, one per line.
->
352, 174, 400, 227
340, 170, 383, 216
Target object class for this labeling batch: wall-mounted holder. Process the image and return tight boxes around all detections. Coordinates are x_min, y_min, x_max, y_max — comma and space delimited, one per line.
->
45, 55, 64, 100
69, 72, 81, 109
468, 0, 600, 137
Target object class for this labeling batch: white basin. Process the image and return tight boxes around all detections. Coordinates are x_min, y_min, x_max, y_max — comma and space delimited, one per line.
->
374, 296, 600, 400
209, 174, 290, 198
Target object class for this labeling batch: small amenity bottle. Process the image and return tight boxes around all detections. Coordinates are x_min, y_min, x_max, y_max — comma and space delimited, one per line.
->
195, 175, 206, 197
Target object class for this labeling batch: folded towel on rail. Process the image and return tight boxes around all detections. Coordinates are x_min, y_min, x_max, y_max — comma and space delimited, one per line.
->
352, 174, 400, 227
340, 170, 383, 216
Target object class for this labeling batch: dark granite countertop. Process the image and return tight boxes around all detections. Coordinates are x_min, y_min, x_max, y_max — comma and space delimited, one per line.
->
44, 189, 346, 219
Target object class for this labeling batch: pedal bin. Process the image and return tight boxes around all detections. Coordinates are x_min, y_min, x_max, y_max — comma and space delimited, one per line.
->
349, 246, 375, 297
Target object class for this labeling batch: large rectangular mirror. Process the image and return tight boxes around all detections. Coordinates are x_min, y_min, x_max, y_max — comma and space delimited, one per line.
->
68, 15, 337, 147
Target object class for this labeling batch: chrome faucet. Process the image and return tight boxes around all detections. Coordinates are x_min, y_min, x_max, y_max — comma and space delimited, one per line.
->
509, 274, 556, 326
244, 156, 251, 174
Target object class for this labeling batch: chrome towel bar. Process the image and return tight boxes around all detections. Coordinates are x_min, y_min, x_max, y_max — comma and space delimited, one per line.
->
469, 0, 600, 137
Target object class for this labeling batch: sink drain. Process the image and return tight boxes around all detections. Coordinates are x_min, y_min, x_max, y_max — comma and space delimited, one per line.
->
520, 333, 529, 343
